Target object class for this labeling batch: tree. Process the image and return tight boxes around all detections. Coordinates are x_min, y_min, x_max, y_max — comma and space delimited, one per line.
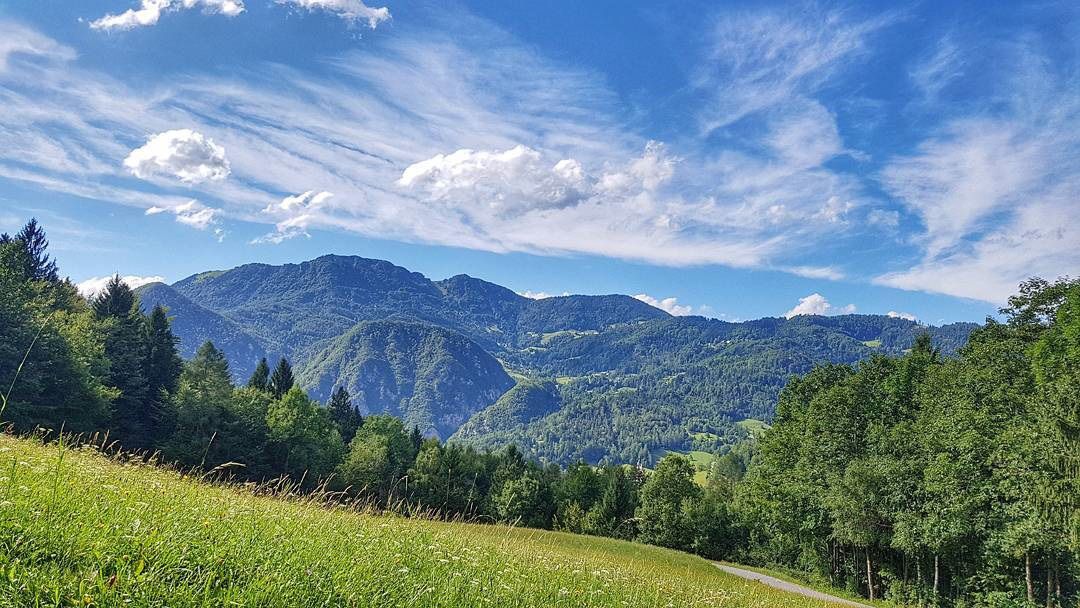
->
164, 341, 235, 468
143, 304, 182, 443
269, 357, 294, 398
93, 275, 149, 447
337, 414, 413, 500
636, 454, 700, 550
327, 385, 360, 444
247, 357, 270, 392
14, 218, 59, 283
266, 387, 343, 483
583, 466, 638, 539
0, 238, 112, 433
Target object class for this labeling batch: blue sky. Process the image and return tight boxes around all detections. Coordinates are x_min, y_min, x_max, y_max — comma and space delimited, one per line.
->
1, 1, 1077, 323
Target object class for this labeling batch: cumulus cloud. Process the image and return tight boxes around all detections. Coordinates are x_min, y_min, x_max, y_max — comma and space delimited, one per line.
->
887, 310, 918, 322
398, 145, 593, 215
633, 294, 693, 316
89, 0, 244, 31
124, 129, 231, 184
76, 274, 166, 298
276, 0, 390, 28
783, 293, 856, 318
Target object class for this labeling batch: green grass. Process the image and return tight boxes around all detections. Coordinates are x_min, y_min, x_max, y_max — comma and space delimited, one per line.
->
0, 434, 846, 607
736, 419, 771, 438
861, 339, 882, 348
539, 329, 598, 345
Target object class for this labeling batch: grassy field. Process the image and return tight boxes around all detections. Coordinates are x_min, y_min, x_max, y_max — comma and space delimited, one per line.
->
735, 419, 771, 438
0, 434, 848, 607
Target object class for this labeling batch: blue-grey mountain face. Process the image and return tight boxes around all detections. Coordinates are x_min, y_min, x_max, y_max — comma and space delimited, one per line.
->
140, 255, 978, 464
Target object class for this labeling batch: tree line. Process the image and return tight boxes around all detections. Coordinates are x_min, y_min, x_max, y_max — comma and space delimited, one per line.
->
1, 219, 1076, 606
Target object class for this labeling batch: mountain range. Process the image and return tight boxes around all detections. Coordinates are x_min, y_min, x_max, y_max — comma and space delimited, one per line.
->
137, 254, 978, 464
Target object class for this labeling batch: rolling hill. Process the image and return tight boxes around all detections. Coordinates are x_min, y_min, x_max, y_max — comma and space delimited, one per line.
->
139, 254, 978, 464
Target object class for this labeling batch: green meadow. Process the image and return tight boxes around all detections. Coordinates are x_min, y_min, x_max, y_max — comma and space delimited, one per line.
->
0, 434, 841, 608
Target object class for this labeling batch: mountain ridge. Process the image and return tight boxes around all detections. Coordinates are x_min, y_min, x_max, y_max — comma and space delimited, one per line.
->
139, 254, 978, 464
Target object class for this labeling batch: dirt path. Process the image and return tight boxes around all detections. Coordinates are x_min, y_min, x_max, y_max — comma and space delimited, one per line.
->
713, 563, 873, 607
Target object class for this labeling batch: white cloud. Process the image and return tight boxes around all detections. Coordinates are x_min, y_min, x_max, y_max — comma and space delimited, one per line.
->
76, 274, 166, 298
276, 0, 390, 28
867, 209, 900, 228
0, 17, 873, 281
0, 21, 76, 71
518, 290, 568, 300
145, 200, 222, 231
124, 129, 231, 184
876, 38, 1080, 303
253, 190, 334, 244
783, 293, 856, 319
696, 7, 897, 131
781, 266, 846, 281
398, 146, 592, 215
633, 294, 693, 316
90, 0, 245, 31
887, 310, 918, 322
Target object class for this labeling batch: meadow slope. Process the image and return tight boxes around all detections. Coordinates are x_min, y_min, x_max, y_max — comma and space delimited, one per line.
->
0, 434, 846, 608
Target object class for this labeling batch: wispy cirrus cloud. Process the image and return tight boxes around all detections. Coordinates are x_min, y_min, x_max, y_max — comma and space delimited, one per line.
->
0, 14, 875, 277
0, 21, 76, 71
875, 30, 1080, 303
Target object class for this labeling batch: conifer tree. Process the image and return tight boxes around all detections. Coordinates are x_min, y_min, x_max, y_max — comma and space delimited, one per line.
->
14, 218, 59, 283
328, 385, 360, 443
248, 357, 270, 391
143, 304, 183, 442
93, 275, 149, 447
269, 357, 294, 399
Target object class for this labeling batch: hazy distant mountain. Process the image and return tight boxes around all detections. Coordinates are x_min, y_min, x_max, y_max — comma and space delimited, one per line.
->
140, 254, 978, 464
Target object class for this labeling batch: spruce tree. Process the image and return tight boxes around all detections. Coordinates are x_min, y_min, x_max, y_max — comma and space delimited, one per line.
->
328, 385, 360, 443
248, 357, 270, 391
93, 275, 149, 447
143, 305, 183, 442
14, 218, 59, 283
269, 357, 294, 399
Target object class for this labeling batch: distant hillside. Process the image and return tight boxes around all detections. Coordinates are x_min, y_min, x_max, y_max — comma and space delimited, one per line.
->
147, 254, 979, 464
136, 282, 266, 381
296, 320, 514, 439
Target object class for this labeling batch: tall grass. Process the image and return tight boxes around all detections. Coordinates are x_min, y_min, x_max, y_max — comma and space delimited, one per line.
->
0, 433, 847, 607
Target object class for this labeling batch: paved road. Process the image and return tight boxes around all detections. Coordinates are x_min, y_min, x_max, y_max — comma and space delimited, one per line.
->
713, 563, 873, 607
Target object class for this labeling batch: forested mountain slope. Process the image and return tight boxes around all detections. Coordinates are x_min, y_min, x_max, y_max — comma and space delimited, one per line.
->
140, 254, 978, 463
297, 320, 515, 439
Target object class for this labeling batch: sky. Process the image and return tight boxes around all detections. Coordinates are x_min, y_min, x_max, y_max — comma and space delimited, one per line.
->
0, 0, 1077, 324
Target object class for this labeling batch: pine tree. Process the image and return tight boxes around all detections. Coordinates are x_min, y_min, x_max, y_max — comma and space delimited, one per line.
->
143, 304, 183, 442
248, 357, 270, 391
328, 385, 360, 444
269, 357, 294, 399
14, 218, 59, 283
93, 275, 149, 447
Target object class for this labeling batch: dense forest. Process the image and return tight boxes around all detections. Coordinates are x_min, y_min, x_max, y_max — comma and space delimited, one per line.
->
1, 219, 1076, 606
